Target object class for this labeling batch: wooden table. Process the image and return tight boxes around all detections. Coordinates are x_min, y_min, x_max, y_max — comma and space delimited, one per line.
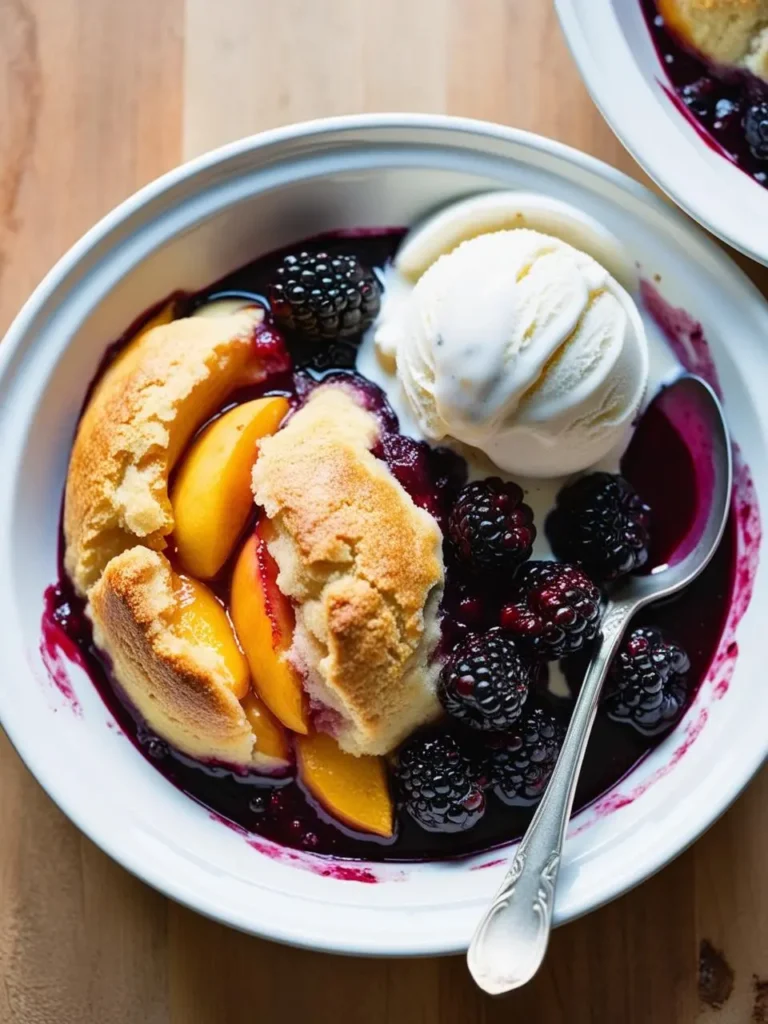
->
0, 2, 765, 1021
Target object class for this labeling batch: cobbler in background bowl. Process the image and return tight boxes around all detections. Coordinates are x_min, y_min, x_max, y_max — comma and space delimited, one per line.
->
646, 0, 768, 189
556, 0, 768, 264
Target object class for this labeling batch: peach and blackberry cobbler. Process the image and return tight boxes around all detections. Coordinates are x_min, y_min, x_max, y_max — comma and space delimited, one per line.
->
51, 196, 737, 860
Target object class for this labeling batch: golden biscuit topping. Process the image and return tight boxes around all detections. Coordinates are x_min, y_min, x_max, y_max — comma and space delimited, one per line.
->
252, 385, 445, 756
89, 547, 260, 765
65, 308, 267, 595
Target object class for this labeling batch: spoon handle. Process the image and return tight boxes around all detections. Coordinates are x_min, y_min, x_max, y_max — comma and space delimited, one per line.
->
467, 600, 634, 995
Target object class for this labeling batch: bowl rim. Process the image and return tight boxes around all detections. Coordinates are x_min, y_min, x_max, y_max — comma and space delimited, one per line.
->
555, 0, 768, 267
1, 113, 767, 956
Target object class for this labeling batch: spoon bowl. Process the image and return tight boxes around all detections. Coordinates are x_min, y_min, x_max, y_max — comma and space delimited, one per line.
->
614, 375, 732, 605
467, 374, 732, 995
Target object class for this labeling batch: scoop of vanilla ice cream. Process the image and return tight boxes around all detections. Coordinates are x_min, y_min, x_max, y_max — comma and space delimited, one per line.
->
375, 228, 648, 477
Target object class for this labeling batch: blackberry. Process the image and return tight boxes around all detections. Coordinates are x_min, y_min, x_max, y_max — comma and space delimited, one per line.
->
374, 433, 442, 523
744, 102, 768, 161
680, 78, 716, 119
137, 728, 168, 760
712, 96, 742, 133
269, 251, 381, 342
490, 704, 563, 805
295, 339, 359, 372
144, 737, 168, 760
604, 627, 690, 735
448, 477, 536, 574
438, 581, 492, 650
439, 628, 534, 731
500, 561, 601, 660
248, 793, 268, 815
396, 732, 487, 833
547, 473, 651, 582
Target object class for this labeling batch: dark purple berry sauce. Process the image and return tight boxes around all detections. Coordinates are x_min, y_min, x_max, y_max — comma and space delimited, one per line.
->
642, 0, 768, 188
43, 230, 740, 864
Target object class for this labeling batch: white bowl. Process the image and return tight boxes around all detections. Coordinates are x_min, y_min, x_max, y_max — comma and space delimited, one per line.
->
556, 0, 768, 265
0, 115, 766, 956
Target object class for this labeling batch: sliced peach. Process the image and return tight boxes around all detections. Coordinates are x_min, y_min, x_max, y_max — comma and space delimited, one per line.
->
241, 691, 292, 772
231, 524, 309, 734
296, 732, 393, 839
172, 575, 250, 699
171, 396, 289, 579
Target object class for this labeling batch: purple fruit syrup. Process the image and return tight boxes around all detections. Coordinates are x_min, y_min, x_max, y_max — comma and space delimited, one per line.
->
41, 230, 745, 863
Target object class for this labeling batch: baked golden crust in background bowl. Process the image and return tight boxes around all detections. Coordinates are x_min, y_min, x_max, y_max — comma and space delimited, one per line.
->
658, 0, 768, 79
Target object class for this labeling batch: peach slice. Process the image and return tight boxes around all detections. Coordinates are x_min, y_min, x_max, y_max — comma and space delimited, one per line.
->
296, 732, 393, 838
231, 525, 309, 734
171, 396, 289, 579
172, 575, 250, 700
241, 691, 292, 772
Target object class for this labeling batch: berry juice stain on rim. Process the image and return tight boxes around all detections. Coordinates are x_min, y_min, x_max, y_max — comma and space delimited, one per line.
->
642, 0, 768, 188
40, 229, 749, 865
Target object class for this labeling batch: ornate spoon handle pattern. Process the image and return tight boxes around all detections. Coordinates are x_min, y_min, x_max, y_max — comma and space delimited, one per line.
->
467, 600, 633, 995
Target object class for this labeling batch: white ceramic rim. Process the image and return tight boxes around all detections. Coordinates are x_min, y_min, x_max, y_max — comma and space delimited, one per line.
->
555, 0, 768, 266
0, 114, 766, 956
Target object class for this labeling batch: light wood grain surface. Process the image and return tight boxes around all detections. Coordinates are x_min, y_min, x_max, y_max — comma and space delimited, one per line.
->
0, 1, 765, 1021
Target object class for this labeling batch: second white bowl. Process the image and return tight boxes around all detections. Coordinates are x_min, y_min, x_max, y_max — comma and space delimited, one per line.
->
556, 0, 768, 265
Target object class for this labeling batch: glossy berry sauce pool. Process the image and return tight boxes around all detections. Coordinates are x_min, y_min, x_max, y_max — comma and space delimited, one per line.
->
642, 0, 768, 187
44, 230, 737, 863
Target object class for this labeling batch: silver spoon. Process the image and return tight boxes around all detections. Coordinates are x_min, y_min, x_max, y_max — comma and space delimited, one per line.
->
467, 375, 732, 996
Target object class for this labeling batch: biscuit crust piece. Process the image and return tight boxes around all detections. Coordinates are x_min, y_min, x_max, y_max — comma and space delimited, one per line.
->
89, 547, 258, 764
252, 385, 445, 756
658, 0, 768, 79
65, 308, 268, 595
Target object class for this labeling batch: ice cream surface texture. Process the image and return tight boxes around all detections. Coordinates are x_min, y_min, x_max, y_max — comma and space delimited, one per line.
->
375, 193, 649, 478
